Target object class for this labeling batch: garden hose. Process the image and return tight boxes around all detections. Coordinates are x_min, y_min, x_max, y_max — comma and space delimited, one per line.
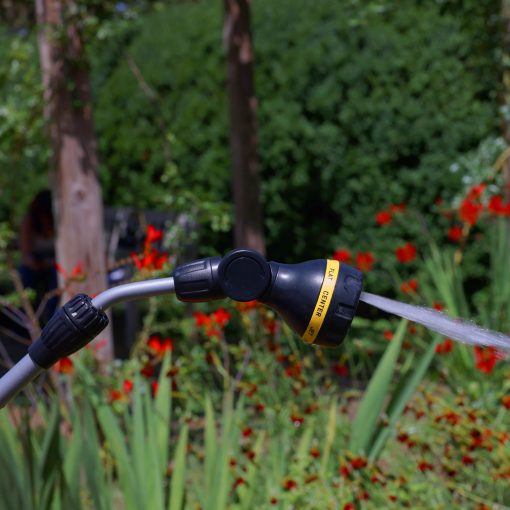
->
0, 248, 363, 407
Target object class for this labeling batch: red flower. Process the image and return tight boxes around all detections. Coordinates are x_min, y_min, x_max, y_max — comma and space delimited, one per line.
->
70, 263, 85, 278
333, 249, 352, 264
242, 427, 253, 438
487, 195, 510, 216
151, 381, 159, 397
148, 335, 173, 355
160, 338, 173, 352
55, 357, 74, 374
147, 335, 161, 352
233, 477, 245, 489
462, 455, 474, 465
389, 203, 407, 213
212, 308, 231, 328
375, 210, 392, 225
290, 414, 304, 426
448, 226, 463, 242
395, 242, 417, 263
332, 362, 349, 377
55, 262, 85, 280
397, 433, 409, 444
193, 311, 211, 327
435, 338, 453, 354
467, 184, 486, 200
283, 479, 297, 491
245, 383, 258, 397
339, 465, 351, 478
140, 363, 155, 378
502, 395, 510, 410
285, 362, 302, 378
400, 279, 418, 294
417, 461, 433, 472
358, 490, 369, 501
309, 447, 320, 458
343, 503, 354, 510
351, 457, 367, 470
474, 346, 499, 374
123, 379, 134, 393
383, 330, 394, 341
459, 199, 483, 225
145, 224, 163, 244
270, 497, 278, 505
131, 249, 168, 271
433, 302, 444, 311
109, 389, 123, 402
356, 252, 375, 272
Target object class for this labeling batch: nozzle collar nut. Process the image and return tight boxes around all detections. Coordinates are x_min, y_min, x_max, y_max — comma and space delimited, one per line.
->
218, 249, 271, 302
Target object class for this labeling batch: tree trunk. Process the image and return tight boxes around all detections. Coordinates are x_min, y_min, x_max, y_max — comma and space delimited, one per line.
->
223, 0, 266, 254
35, 0, 113, 363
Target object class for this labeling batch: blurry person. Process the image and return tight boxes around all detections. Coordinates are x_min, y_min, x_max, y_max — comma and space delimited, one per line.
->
19, 190, 58, 320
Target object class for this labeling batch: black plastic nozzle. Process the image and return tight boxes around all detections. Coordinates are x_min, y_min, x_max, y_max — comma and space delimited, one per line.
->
28, 294, 109, 368
173, 249, 363, 347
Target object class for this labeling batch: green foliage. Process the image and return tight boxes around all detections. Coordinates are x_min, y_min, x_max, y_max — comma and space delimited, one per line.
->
92, 0, 498, 262
0, 29, 49, 224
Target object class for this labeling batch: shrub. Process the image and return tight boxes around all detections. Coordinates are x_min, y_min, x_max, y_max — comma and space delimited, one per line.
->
93, 0, 499, 265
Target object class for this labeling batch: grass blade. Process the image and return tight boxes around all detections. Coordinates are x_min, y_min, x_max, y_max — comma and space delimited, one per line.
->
168, 424, 189, 510
348, 319, 406, 455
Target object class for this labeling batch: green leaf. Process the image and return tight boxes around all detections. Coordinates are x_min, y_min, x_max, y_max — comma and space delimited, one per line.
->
348, 319, 407, 455
368, 335, 441, 461
168, 424, 189, 510
97, 404, 140, 510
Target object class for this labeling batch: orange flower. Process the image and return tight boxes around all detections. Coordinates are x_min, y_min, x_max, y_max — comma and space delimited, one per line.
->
55, 357, 74, 374
400, 279, 418, 294
109, 389, 123, 402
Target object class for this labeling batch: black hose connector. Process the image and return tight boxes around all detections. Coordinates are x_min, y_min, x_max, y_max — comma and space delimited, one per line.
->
173, 256, 224, 302
28, 294, 109, 368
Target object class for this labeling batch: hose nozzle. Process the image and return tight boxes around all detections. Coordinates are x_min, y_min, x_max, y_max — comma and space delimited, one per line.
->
174, 249, 363, 347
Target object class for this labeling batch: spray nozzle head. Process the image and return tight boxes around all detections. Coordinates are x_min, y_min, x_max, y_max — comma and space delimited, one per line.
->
174, 249, 363, 347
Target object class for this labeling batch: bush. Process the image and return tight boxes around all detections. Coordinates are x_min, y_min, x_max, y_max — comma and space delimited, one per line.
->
93, 0, 499, 265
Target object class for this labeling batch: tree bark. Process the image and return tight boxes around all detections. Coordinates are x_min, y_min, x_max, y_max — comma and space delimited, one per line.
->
223, 0, 266, 254
35, 0, 112, 363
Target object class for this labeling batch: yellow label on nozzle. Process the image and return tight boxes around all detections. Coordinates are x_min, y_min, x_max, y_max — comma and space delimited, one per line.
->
302, 259, 340, 343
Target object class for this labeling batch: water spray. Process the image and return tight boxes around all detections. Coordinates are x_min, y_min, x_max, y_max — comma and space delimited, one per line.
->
0, 248, 509, 407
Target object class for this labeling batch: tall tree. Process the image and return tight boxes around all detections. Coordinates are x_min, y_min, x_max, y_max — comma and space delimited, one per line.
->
34, 0, 112, 362
223, 0, 265, 254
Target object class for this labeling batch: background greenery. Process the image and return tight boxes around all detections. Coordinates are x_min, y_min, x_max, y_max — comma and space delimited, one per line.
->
0, 0, 502, 268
